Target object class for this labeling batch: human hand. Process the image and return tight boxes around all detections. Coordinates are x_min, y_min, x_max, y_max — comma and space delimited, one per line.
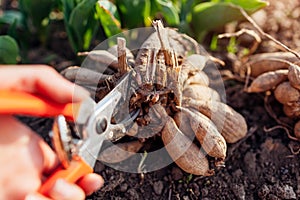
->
0, 65, 104, 200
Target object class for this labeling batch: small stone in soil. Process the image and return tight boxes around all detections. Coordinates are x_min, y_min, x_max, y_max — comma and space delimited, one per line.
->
171, 167, 184, 181
273, 184, 284, 198
163, 176, 169, 182
267, 194, 280, 200
232, 169, 243, 177
153, 181, 164, 195
119, 183, 128, 192
232, 184, 246, 200
182, 196, 189, 200
244, 151, 257, 177
249, 184, 256, 190
258, 184, 270, 199
201, 188, 209, 197
283, 185, 297, 199
190, 183, 200, 196
275, 185, 296, 199
127, 188, 139, 199
267, 176, 277, 184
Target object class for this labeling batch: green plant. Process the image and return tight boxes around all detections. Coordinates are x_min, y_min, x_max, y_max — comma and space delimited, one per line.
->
60, 0, 99, 53
0, 0, 58, 62
96, 1, 122, 39
19, 0, 57, 36
100, 0, 268, 42
191, 0, 268, 40
0, 0, 268, 59
0, 35, 20, 64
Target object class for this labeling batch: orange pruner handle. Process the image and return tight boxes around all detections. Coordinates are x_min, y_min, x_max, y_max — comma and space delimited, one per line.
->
0, 91, 93, 195
38, 156, 93, 196
0, 90, 79, 121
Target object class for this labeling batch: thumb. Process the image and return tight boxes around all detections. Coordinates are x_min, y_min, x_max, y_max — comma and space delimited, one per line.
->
47, 179, 85, 200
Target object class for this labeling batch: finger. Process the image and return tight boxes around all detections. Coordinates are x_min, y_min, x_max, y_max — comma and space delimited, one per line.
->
0, 65, 90, 103
77, 173, 104, 195
36, 134, 59, 175
25, 193, 52, 200
48, 179, 85, 200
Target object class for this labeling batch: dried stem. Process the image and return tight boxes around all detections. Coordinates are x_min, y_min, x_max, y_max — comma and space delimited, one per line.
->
218, 28, 261, 55
264, 94, 293, 130
244, 63, 251, 91
117, 37, 129, 76
238, 7, 300, 61
152, 20, 181, 105
209, 55, 225, 66
288, 142, 300, 155
181, 34, 200, 54
152, 20, 176, 67
152, 20, 170, 50
264, 125, 299, 142
259, 57, 297, 66
137, 151, 147, 172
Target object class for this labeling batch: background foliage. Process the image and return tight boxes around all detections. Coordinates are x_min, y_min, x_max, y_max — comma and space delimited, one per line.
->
0, 0, 268, 64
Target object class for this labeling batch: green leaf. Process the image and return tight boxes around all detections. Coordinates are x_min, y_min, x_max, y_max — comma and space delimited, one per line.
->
68, 0, 98, 52
0, 36, 19, 64
223, 0, 268, 12
191, 0, 268, 40
177, 0, 194, 33
0, 11, 24, 39
83, 10, 99, 50
209, 34, 219, 51
154, 0, 180, 26
96, 0, 122, 38
60, 0, 77, 21
116, 0, 151, 28
0, 11, 24, 28
19, 0, 55, 30
179, 0, 194, 22
226, 36, 238, 54
60, 0, 78, 52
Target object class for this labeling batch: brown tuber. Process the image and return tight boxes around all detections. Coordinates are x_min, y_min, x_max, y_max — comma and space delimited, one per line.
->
247, 52, 299, 77
183, 71, 210, 88
246, 54, 300, 141
183, 98, 247, 143
98, 140, 143, 163
288, 64, 300, 90
274, 82, 300, 105
180, 107, 227, 160
162, 117, 214, 176
283, 104, 300, 118
173, 111, 196, 140
183, 84, 221, 102
247, 69, 288, 93
294, 120, 300, 139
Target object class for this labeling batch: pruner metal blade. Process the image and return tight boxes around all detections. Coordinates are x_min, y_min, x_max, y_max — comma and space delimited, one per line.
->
76, 71, 135, 168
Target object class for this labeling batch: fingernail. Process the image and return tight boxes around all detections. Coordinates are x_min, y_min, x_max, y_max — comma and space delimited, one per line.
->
73, 85, 90, 102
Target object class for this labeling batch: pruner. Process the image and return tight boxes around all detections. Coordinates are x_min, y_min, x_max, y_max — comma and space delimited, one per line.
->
0, 72, 138, 197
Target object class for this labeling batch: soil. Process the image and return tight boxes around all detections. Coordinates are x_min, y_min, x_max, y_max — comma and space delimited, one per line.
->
3, 0, 300, 199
